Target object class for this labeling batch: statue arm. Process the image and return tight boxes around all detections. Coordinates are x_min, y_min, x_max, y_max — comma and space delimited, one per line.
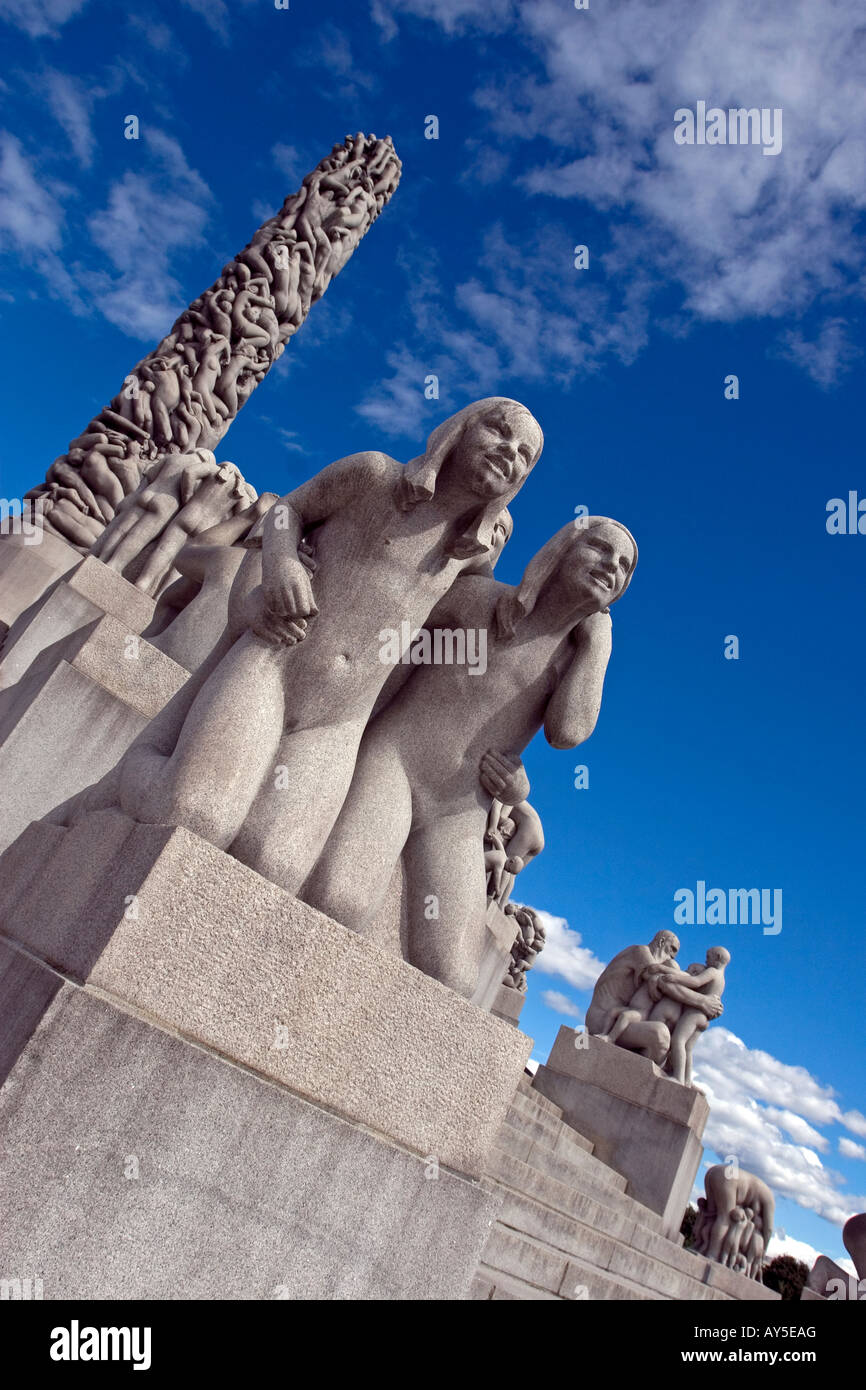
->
543, 611, 612, 750
657, 976, 723, 1018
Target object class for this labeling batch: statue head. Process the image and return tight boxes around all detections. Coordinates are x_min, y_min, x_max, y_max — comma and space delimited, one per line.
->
707, 946, 731, 969
399, 399, 542, 560
649, 929, 680, 961
495, 516, 637, 638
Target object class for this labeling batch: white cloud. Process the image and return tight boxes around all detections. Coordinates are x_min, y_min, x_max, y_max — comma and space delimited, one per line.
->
839, 1137, 866, 1161
83, 129, 212, 339
374, 0, 866, 387
764, 1231, 820, 1270
0, 0, 88, 38
530, 909, 606, 991
38, 69, 95, 167
762, 1107, 829, 1152
694, 1028, 866, 1226
842, 1111, 866, 1139
540, 989, 583, 1021
0, 132, 83, 311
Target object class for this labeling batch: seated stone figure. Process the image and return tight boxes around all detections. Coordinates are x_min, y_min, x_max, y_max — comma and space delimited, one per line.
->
52, 401, 543, 911
585, 931, 723, 1068
301, 517, 636, 996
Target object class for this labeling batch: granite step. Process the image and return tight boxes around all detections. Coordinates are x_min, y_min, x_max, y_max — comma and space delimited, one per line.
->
486, 1144, 676, 1253
517, 1074, 562, 1117
494, 1189, 730, 1302
469, 1266, 560, 1301
482, 1225, 664, 1301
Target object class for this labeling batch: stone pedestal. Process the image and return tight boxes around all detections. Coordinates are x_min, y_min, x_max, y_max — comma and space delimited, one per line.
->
532, 1028, 708, 1239
0, 530, 80, 630
490, 982, 526, 1027
0, 812, 531, 1299
0, 616, 187, 853
0, 554, 155, 691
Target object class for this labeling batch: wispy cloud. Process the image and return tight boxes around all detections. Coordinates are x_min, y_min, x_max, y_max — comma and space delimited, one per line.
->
839, 1137, 866, 1161
373, 0, 866, 387
0, 0, 89, 39
37, 69, 96, 167
0, 131, 83, 310
540, 988, 584, 1021
530, 908, 606, 991
694, 1027, 866, 1227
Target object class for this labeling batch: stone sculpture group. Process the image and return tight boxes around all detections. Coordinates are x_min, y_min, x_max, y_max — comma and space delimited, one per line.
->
586, 930, 730, 1085
48, 395, 637, 999
692, 1165, 775, 1282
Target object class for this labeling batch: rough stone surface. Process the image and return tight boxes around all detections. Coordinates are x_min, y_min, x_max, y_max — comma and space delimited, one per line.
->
0, 555, 156, 691
0, 813, 531, 1177
533, 1028, 708, 1237
0, 530, 80, 629
0, 968, 500, 1300
0, 624, 187, 853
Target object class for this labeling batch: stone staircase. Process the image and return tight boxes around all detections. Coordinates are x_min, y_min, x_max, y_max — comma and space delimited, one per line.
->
471, 1077, 779, 1302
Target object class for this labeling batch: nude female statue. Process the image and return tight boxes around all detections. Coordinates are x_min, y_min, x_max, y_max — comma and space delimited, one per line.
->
85, 400, 542, 891
300, 517, 638, 996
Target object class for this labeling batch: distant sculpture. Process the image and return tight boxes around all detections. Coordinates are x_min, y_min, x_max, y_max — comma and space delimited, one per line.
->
502, 903, 546, 991
805, 1212, 866, 1300
25, 133, 402, 549
586, 931, 724, 1071
302, 516, 636, 996
693, 1165, 775, 1281
52, 401, 543, 925
91, 451, 256, 595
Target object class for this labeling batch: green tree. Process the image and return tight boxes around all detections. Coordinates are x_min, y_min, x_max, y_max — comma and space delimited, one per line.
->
762, 1254, 809, 1300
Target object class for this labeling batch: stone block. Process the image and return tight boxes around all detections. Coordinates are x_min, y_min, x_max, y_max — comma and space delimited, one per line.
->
0, 629, 186, 853
0, 813, 532, 1178
533, 1027, 708, 1237
0, 555, 155, 691
0, 961, 502, 1300
0, 530, 79, 630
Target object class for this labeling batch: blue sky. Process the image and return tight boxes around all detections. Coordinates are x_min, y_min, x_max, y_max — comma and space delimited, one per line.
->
1, 0, 864, 1271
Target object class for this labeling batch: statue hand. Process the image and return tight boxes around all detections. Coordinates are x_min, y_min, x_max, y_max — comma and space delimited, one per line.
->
480, 750, 530, 805
252, 610, 308, 647
702, 993, 724, 1019
265, 556, 318, 624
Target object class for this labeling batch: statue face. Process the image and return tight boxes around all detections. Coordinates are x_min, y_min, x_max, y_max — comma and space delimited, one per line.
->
489, 511, 513, 566
453, 404, 541, 501
566, 522, 635, 607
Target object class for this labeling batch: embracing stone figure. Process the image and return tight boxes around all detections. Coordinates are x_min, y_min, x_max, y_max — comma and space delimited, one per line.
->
51, 401, 542, 905
585, 931, 724, 1071
300, 516, 636, 995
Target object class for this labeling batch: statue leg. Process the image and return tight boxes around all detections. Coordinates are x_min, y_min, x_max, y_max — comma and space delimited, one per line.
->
616, 1018, 671, 1066
228, 711, 372, 896
91, 506, 139, 561
402, 807, 489, 998
132, 520, 190, 595
121, 630, 286, 847
102, 502, 174, 575
298, 735, 413, 928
